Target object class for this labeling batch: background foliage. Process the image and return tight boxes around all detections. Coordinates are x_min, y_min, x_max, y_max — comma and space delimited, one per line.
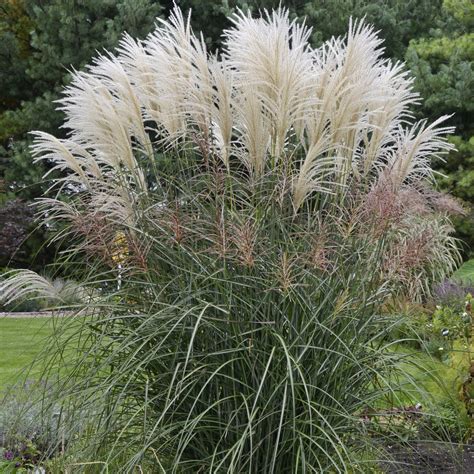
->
405, 0, 474, 257
0, 0, 472, 269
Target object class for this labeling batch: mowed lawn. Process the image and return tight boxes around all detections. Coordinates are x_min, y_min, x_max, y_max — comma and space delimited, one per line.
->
454, 258, 474, 285
0, 317, 56, 390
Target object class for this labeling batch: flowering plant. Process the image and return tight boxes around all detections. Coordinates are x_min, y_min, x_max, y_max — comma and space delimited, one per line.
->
1, 439, 41, 471
0, 6, 464, 472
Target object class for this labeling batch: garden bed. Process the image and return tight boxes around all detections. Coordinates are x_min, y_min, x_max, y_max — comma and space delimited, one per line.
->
384, 441, 474, 473
383, 442, 474, 474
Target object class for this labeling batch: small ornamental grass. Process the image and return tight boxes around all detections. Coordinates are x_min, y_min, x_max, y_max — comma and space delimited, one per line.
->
0, 7, 463, 472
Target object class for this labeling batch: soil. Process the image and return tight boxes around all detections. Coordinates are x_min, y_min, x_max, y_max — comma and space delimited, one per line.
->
382, 442, 474, 473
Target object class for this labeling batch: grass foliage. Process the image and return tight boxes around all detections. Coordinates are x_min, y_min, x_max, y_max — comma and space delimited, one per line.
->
0, 6, 464, 472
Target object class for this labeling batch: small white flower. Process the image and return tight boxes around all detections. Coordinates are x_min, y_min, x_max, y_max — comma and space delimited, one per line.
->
436, 305, 441, 310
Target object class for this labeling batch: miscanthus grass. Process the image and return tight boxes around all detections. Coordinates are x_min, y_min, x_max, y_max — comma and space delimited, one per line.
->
0, 7, 463, 473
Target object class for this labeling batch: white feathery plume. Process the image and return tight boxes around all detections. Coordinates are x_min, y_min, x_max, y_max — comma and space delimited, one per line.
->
86, 54, 154, 161
138, 8, 194, 141
119, 7, 215, 147
116, 33, 163, 136
90, 173, 141, 228
208, 58, 234, 168
224, 8, 315, 160
233, 88, 271, 176
59, 71, 137, 173
385, 116, 455, 188
292, 136, 337, 210
31, 132, 100, 190
26, 6, 454, 232
185, 33, 214, 139
0, 270, 67, 305
35, 197, 80, 222
361, 62, 418, 176
292, 21, 383, 199
324, 21, 385, 183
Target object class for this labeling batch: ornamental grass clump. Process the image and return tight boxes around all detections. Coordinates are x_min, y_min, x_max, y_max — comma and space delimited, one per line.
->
0, 7, 463, 472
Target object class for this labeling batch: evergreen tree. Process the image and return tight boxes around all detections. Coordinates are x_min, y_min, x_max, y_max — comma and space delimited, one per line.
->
406, 0, 474, 256
0, 0, 162, 268
0, 0, 162, 199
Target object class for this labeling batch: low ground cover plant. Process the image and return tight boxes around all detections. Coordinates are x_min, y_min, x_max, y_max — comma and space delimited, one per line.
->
0, 7, 465, 472
382, 286, 474, 444
0, 382, 62, 472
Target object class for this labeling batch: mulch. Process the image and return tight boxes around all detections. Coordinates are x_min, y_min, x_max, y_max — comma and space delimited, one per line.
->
382, 442, 474, 473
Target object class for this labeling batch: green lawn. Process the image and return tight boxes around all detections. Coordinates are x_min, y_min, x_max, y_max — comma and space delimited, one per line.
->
0, 317, 56, 391
392, 344, 468, 404
454, 259, 474, 284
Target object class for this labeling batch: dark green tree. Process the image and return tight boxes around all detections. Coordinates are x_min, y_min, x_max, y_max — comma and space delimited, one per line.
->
0, 0, 162, 269
0, 0, 34, 111
300, 0, 442, 58
1, 0, 162, 197
170, 1, 442, 58
406, 0, 474, 256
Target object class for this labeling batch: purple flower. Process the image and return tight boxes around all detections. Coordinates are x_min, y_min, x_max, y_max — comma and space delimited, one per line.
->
3, 450, 14, 461
433, 279, 474, 304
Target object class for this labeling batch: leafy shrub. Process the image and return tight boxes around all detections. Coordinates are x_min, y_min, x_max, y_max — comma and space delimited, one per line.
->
386, 290, 473, 358
0, 7, 462, 472
406, 301, 471, 359
0, 438, 42, 472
